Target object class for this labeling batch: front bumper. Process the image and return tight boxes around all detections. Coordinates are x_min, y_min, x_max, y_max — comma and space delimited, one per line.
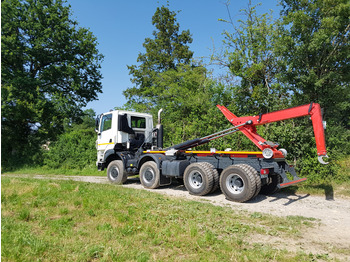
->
97, 162, 106, 171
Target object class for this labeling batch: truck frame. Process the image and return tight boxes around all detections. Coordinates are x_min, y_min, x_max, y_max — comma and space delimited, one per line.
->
95, 102, 328, 202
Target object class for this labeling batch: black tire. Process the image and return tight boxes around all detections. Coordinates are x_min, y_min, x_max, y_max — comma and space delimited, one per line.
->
139, 161, 160, 189
210, 165, 220, 193
183, 162, 214, 196
219, 164, 257, 203
238, 164, 261, 199
260, 173, 282, 195
107, 160, 128, 185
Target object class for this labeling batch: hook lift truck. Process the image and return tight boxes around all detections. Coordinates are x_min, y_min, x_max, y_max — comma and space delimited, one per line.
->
95, 102, 328, 202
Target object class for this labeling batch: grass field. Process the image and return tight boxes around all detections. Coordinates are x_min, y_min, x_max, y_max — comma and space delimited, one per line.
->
2, 176, 325, 261
4, 162, 350, 198
3, 166, 103, 176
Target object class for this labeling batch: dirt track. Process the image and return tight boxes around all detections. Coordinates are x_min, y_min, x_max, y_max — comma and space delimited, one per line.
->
3, 174, 350, 260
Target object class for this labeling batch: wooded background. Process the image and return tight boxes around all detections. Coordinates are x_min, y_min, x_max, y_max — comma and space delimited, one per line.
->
2, 0, 349, 183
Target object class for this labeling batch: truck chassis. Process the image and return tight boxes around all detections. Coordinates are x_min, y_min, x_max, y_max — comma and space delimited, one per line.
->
102, 149, 305, 203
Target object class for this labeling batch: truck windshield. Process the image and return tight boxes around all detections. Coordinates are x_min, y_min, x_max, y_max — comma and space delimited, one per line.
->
101, 114, 112, 132
131, 116, 146, 129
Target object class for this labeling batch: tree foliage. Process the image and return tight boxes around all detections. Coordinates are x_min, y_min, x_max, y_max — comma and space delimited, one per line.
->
124, 6, 194, 112
124, 5, 227, 146
1, 0, 103, 168
276, 0, 350, 175
219, 2, 289, 115
43, 110, 97, 170
277, 0, 350, 127
4, 1, 349, 183
216, 0, 350, 179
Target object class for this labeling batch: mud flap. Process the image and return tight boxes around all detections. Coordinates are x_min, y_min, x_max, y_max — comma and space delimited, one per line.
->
278, 164, 307, 188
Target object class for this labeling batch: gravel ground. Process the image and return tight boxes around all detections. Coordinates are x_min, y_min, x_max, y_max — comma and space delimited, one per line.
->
3, 174, 350, 260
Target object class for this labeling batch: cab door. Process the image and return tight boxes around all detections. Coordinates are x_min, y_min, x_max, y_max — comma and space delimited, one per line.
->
97, 113, 114, 157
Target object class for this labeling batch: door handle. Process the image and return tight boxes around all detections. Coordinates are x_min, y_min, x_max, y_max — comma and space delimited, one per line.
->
109, 139, 112, 143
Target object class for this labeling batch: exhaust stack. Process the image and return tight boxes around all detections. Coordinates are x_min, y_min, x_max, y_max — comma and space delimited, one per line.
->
156, 109, 163, 149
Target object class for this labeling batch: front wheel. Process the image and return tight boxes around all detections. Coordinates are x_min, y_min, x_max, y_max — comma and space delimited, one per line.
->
139, 161, 160, 189
219, 165, 257, 202
107, 160, 128, 185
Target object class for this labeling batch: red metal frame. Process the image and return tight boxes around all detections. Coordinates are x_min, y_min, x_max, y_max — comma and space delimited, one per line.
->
217, 103, 327, 160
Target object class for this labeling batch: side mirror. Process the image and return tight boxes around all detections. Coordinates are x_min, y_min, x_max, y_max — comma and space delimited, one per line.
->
95, 116, 100, 133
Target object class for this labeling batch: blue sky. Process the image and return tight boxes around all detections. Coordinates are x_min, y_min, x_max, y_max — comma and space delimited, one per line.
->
67, 0, 280, 115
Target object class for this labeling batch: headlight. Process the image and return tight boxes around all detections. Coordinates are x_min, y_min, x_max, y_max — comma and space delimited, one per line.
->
262, 148, 274, 159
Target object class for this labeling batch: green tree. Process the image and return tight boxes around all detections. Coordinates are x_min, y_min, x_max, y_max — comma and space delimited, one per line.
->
124, 5, 194, 112
63, 108, 97, 131
220, 0, 350, 180
273, 0, 350, 178
1, 0, 103, 168
213, 2, 295, 154
151, 65, 220, 146
277, 0, 350, 127
124, 4, 274, 150
218, 1, 289, 116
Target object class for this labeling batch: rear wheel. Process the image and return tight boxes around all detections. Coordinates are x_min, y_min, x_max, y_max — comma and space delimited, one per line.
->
107, 160, 128, 185
219, 164, 257, 202
238, 164, 261, 199
139, 161, 160, 189
210, 165, 220, 193
184, 162, 214, 196
260, 173, 282, 195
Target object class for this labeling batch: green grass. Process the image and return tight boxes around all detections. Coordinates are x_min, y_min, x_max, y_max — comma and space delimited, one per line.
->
2, 166, 103, 176
282, 181, 350, 198
4, 159, 350, 198
281, 156, 350, 198
2, 177, 327, 261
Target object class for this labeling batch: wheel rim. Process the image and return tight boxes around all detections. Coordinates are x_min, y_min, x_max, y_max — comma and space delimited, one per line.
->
189, 170, 203, 188
226, 173, 244, 194
110, 166, 120, 180
144, 167, 154, 182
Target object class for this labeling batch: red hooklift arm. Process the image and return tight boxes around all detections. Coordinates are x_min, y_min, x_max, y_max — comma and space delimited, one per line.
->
217, 103, 329, 164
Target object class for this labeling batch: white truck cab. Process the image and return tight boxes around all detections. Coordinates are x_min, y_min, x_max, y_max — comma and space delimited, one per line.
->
95, 110, 154, 170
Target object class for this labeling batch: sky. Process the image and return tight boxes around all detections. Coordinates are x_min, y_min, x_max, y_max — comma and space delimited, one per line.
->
67, 0, 280, 115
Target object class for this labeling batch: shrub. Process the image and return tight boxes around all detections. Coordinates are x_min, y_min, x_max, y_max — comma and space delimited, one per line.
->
44, 128, 96, 170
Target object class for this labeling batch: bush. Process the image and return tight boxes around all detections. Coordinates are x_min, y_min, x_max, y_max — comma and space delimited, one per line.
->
261, 120, 350, 183
43, 128, 96, 170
